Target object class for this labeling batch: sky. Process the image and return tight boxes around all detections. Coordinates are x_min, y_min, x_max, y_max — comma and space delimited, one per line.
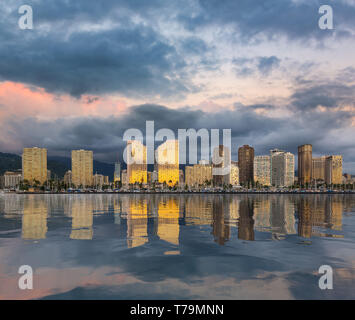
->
0, 0, 354, 172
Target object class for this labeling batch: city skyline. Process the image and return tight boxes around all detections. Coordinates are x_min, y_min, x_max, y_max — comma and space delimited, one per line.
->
0, 141, 348, 190
0, 1, 354, 173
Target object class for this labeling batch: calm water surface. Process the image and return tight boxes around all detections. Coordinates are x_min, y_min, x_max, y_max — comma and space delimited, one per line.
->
0, 194, 354, 299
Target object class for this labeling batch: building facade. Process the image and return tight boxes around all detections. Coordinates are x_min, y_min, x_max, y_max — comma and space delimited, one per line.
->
93, 174, 109, 188
126, 140, 147, 184
298, 144, 312, 186
254, 155, 271, 186
312, 156, 326, 181
64, 170, 72, 186
114, 162, 121, 183
0, 171, 22, 189
157, 140, 179, 187
212, 145, 231, 186
185, 163, 212, 187
238, 145, 254, 185
22, 147, 48, 184
71, 149, 93, 187
230, 162, 240, 186
325, 155, 343, 185
270, 149, 294, 187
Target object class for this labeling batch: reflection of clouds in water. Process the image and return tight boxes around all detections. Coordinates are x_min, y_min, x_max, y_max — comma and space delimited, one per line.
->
0, 194, 354, 299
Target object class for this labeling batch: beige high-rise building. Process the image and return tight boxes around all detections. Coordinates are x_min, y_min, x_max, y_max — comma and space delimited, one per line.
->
270, 149, 294, 187
254, 155, 271, 186
312, 156, 326, 181
71, 149, 93, 187
298, 144, 312, 186
22, 147, 47, 184
185, 162, 212, 187
126, 140, 147, 184
157, 140, 179, 187
325, 155, 343, 185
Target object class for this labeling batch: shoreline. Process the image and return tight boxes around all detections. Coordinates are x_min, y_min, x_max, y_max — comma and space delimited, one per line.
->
2, 191, 355, 195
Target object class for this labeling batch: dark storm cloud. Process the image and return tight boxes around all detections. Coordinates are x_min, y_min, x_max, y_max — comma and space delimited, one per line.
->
291, 83, 355, 111
180, 0, 355, 41
0, 0, 200, 98
0, 25, 193, 98
1, 97, 354, 172
1, 0, 353, 98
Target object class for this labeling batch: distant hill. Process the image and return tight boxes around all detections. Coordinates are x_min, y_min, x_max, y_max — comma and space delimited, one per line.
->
0, 152, 22, 174
0, 152, 115, 180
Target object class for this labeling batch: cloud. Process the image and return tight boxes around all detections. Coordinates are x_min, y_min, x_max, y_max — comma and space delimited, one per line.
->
1, 97, 354, 172
233, 56, 281, 77
0, 25, 196, 98
257, 56, 281, 76
290, 83, 355, 111
179, 0, 355, 42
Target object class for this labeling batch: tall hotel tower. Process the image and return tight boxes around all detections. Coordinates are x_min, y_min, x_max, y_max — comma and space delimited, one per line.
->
270, 149, 295, 187
157, 140, 179, 187
71, 149, 93, 187
254, 155, 271, 186
126, 140, 147, 184
298, 144, 312, 186
22, 147, 48, 184
238, 145, 254, 185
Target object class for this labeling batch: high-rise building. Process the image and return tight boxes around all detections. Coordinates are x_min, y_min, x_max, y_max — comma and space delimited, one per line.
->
230, 162, 240, 186
312, 156, 326, 181
179, 170, 184, 187
212, 145, 231, 186
151, 170, 158, 183
121, 170, 128, 186
254, 155, 271, 186
71, 149, 93, 187
156, 140, 179, 187
22, 147, 47, 184
298, 144, 312, 185
270, 149, 294, 187
64, 170, 72, 186
114, 162, 121, 182
325, 155, 343, 185
238, 145, 254, 185
126, 140, 147, 184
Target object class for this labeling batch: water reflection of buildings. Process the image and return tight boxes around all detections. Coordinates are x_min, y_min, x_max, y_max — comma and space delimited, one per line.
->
0, 194, 349, 244
297, 196, 343, 238
70, 196, 94, 240
238, 197, 255, 241
157, 197, 180, 245
124, 197, 148, 248
22, 196, 48, 239
212, 197, 230, 245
